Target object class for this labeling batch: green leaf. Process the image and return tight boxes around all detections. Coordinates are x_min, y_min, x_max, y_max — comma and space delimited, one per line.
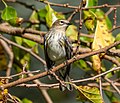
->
76, 85, 103, 103
12, 37, 31, 71
83, 9, 96, 34
38, 9, 47, 18
66, 25, 78, 39
86, 0, 98, 6
22, 98, 32, 103
115, 33, 120, 49
1, 6, 17, 21
45, 4, 57, 28
29, 10, 39, 29
23, 39, 39, 54
95, 9, 112, 29
1, 6, 22, 26
80, 36, 93, 43
79, 60, 88, 68
105, 91, 120, 103
14, 36, 23, 45
29, 10, 39, 22
45, 4, 65, 28
85, 0, 98, 12
74, 60, 90, 71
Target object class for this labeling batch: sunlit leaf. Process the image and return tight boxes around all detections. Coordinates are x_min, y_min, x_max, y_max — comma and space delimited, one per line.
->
29, 10, 39, 28
95, 9, 112, 29
14, 36, 23, 45
0, 79, 8, 102
45, 4, 65, 28
85, 0, 98, 12
29, 10, 39, 23
92, 18, 115, 72
1, 6, 23, 26
83, 0, 98, 34
1, 6, 17, 21
12, 37, 33, 71
20, 53, 30, 69
66, 25, 77, 40
83, 10, 96, 34
22, 98, 32, 103
23, 39, 39, 54
115, 33, 120, 49
38, 9, 47, 18
66, 25, 78, 46
80, 36, 93, 43
8, 17, 23, 26
76, 85, 103, 103
45, 4, 58, 28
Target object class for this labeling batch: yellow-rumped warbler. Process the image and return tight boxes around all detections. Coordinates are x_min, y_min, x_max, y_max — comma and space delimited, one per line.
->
44, 19, 73, 91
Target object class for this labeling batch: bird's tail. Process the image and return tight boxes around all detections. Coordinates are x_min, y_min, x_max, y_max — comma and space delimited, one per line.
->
59, 75, 73, 91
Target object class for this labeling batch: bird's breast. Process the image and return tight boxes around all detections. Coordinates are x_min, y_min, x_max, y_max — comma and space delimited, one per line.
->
47, 33, 66, 61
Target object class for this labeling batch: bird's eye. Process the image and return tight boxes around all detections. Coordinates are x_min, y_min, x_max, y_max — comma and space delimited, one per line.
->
59, 21, 64, 25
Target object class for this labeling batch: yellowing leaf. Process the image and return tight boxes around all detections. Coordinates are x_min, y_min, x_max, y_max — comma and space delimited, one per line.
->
45, 4, 58, 28
115, 33, 120, 49
83, 0, 98, 34
29, 10, 39, 23
92, 55, 101, 71
23, 39, 39, 54
0, 79, 8, 101
20, 53, 30, 69
66, 25, 77, 40
95, 9, 112, 29
45, 4, 65, 28
76, 85, 103, 103
83, 10, 96, 34
29, 10, 39, 28
66, 25, 78, 46
92, 19, 115, 71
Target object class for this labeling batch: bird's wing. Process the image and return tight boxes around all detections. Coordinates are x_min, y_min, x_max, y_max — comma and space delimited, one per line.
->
44, 35, 54, 70
63, 36, 72, 79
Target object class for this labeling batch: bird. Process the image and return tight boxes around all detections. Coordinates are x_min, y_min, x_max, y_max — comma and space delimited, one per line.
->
44, 19, 73, 91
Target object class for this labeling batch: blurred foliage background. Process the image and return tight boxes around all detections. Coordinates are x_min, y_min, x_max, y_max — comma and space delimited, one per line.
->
0, 0, 120, 103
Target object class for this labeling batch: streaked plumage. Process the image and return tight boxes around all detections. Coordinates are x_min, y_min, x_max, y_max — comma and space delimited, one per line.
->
44, 19, 72, 91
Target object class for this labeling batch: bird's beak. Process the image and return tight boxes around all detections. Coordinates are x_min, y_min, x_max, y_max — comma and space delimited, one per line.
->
64, 20, 71, 25
67, 22, 71, 25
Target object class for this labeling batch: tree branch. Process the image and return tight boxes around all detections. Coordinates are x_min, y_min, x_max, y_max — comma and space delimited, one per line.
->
1, 40, 120, 89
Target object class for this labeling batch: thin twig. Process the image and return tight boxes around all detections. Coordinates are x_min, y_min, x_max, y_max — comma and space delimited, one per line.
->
0, 39, 13, 79
113, 7, 117, 28
105, 7, 114, 16
37, 0, 120, 10
8, 93, 19, 103
73, 67, 120, 83
109, 26, 120, 32
1, 40, 120, 89
105, 77, 120, 95
99, 77, 104, 102
104, 55, 120, 66
28, 73, 53, 103
0, 35, 46, 65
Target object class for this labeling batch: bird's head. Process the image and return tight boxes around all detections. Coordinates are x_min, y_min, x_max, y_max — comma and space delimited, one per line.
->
52, 19, 71, 30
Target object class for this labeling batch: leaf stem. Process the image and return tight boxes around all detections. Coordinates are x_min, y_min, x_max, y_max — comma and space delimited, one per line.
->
2, 0, 8, 7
